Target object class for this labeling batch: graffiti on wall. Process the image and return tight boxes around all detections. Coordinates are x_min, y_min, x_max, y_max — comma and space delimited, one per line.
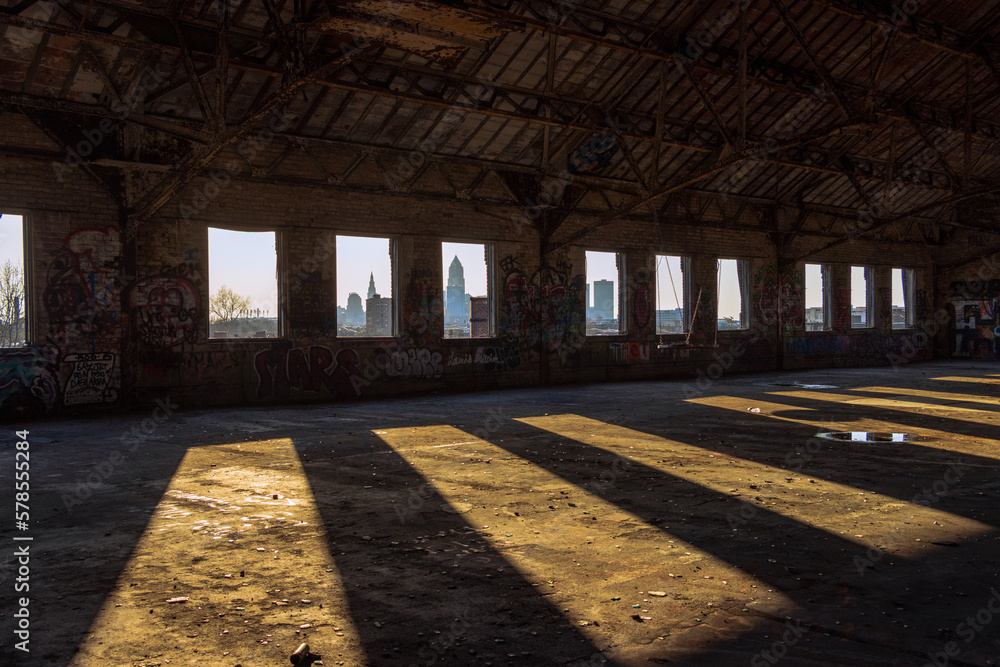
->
63, 352, 117, 405
446, 345, 522, 372
951, 279, 1000, 358
44, 227, 121, 351
753, 264, 803, 328
609, 342, 651, 363
254, 345, 364, 398
0, 347, 60, 418
499, 255, 586, 361
379, 347, 444, 379
633, 283, 651, 329
129, 275, 201, 349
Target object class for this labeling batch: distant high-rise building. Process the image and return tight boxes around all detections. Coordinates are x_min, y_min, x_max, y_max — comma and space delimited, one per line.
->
367, 273, 377, 300
446, 256, 467, 324
346, 292, 364, 326
592, 280, 614, 320
366, 294, 392, 336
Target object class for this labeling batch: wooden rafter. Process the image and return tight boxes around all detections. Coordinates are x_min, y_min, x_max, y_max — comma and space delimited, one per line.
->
768, 0, 856, 120
130, 47, 371, 228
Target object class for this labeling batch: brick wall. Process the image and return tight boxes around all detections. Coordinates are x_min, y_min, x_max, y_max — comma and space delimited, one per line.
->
0, 118, 993, 419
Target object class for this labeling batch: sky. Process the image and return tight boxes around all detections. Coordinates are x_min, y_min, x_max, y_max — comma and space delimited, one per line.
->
443, 241, 487, 297
208, 228, 278, 316
655, 255, 683, 311
716, 259, 742, 320
337, 235, 393, 307
891, 268, 905, 307
851, 266, 869, 309
0, 214, 24, 268
805, 263, 823, 308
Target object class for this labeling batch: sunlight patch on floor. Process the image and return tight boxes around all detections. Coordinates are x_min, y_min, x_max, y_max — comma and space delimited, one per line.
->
69, 438, 366, 667
688, 394, 1000, 462
517, 414, 992, 557
850, 386, 1000, 407
768, 389, 1000, 427
378, 424, 793, 657
931, 376, 1000, 385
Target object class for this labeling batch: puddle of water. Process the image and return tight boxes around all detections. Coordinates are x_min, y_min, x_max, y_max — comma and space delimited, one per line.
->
762, 381, 839, 389
817, 431, 929, 443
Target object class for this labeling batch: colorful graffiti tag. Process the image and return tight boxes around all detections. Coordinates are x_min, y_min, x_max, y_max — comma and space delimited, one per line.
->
951, 279, 1000, 358
0, 347, 60, 418
609, 342, 651, 363
43, 227, 121, 351
499, 256, 586, 360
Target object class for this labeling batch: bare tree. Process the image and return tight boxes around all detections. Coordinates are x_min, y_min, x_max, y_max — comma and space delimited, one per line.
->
0, 260, 24, 347
209, 284, 251, 323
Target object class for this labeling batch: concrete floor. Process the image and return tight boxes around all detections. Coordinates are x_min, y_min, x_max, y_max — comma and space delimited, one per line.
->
3, 361, 1000, 666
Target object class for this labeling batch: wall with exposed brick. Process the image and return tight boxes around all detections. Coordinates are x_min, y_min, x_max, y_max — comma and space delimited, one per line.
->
0, 120, 989, 420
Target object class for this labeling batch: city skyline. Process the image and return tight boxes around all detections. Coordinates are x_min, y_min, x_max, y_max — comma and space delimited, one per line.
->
16, 222, 907, 327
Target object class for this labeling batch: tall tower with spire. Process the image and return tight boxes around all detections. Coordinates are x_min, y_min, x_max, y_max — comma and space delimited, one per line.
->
446, 256, 466, 325
367, 272, 377, 299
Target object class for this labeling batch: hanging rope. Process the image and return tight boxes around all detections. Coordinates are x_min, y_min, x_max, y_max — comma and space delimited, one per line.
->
685, 286, 703, 346
656, 255, 684, 346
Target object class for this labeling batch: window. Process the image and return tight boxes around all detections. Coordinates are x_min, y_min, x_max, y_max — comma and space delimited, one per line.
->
208, 228, 279, 339
851, 266, 874, 329
0, 214, 26, 347
717, 259, 749, 330
804, 263, 831, 331
443, 241, 492, 338
892, 268, 915, 329
655, 254, 689, 334
337, 235, 394, 337
585, 250, 622, 336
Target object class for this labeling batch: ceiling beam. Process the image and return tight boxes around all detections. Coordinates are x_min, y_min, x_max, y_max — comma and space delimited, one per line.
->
768, 0, 856, 120
3, 3, 998, 150
130, 47, 369, 227
789, 182, 1000, 263
454, 2, 1000, 146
